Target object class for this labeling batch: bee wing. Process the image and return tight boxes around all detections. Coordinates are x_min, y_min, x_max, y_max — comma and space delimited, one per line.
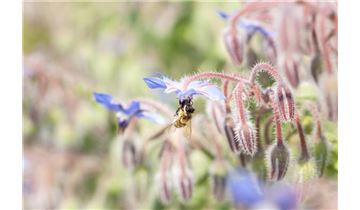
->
167, 119, 177, 134
184, 119, 192, 141
147, 123, 173, 141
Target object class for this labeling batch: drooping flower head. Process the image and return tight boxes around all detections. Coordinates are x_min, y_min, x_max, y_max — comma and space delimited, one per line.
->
217, 10, 275, 39
93, 92, 165, 133
266, 142, 291, 181
218, 11, 277, 64
143, 75, 225, 102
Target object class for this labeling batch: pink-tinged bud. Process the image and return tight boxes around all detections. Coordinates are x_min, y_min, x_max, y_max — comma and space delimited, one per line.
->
156, 173, 172, 204
266, 142, 291, 181
175, 169, 193, 202
224, 114, 241, 154
121, 139, 139, 169
283, 57, 300, 88
222, 27, 244, 65
319, 73, 338, 121
157, 141, 174, 204
313, 134, 329, 177
275, 83, 295, 121
234, 122, 257, 156
160, 178, 172, 204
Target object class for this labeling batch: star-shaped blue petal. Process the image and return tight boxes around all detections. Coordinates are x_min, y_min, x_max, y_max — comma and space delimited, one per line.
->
144, 75, 225, 101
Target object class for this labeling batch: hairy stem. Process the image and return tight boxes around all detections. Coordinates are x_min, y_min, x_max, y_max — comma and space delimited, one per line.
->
307, 102, 322, 139
183, 72, 250, 91
255, 114, 263, 152
295, 112, 310, 161
270, 95, 283, 145
207, 122, 224, 163
319, 6, 333, 74
264, 115, 273, 146
234, 82, 247, 124
223, 80, 232, 113
174, 130, 187, 176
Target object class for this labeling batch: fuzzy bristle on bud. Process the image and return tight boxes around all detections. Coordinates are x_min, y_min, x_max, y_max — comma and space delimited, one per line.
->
275, 83, 295, 121
224, 114, 241, 154
266, 142, 290, 181
234, 122, 257, 156
222, 27, 244, 65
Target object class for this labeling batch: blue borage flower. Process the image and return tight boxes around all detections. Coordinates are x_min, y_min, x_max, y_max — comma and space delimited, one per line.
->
227, 168, 298, 209
227, 169, 263, 207
93, 92, 165, 132
217, 10, 275, 39
143, 75, 225, 101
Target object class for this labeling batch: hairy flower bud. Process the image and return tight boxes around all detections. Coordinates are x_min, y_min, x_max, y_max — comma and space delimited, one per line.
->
174, 169, 193, 202
157, 141, 174, 204
234, 122, 257, 156
266, 142, 291, 181
313, 135, 329, 177
310, 53, 323, 83
121, 139, 138, 169
224, 114, 241, 154
283, 57, 300, 88
222, 27, 244, 65
209, 161, 228, 201
275, 83, 295, 121
319, 73, 338, 121
156, 172, 172, 204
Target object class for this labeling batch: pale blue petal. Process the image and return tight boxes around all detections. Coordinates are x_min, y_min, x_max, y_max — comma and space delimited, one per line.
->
177, 89, 198, 99
138, 111, 166, 124
187, 80, 225, 101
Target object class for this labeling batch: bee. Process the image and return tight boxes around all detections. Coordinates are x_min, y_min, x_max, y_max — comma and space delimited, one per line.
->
171, 97, 195, 139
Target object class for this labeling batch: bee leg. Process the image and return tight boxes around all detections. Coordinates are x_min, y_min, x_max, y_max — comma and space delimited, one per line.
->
175, 107, 181, 116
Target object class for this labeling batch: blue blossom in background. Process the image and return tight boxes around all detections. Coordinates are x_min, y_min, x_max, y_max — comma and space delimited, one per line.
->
227, 168, 298, 210
268, 182, 298, 210
93, 92, 165, 132
227, 169, 263, 207
217, 10, 275, 39
143, 75, 225, 101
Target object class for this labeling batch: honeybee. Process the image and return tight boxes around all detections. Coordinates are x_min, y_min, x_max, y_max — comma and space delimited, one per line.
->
171, 97, 195, 139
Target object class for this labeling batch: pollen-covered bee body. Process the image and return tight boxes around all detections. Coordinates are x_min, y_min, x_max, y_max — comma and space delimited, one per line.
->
173, 109, 191, 128
172, 97, 195, 128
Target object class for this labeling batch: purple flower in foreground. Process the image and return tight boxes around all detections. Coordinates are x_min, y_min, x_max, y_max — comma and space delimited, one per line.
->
143, 75, 225, 101
217, 10, 275, 39
93, 92, 165, 132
